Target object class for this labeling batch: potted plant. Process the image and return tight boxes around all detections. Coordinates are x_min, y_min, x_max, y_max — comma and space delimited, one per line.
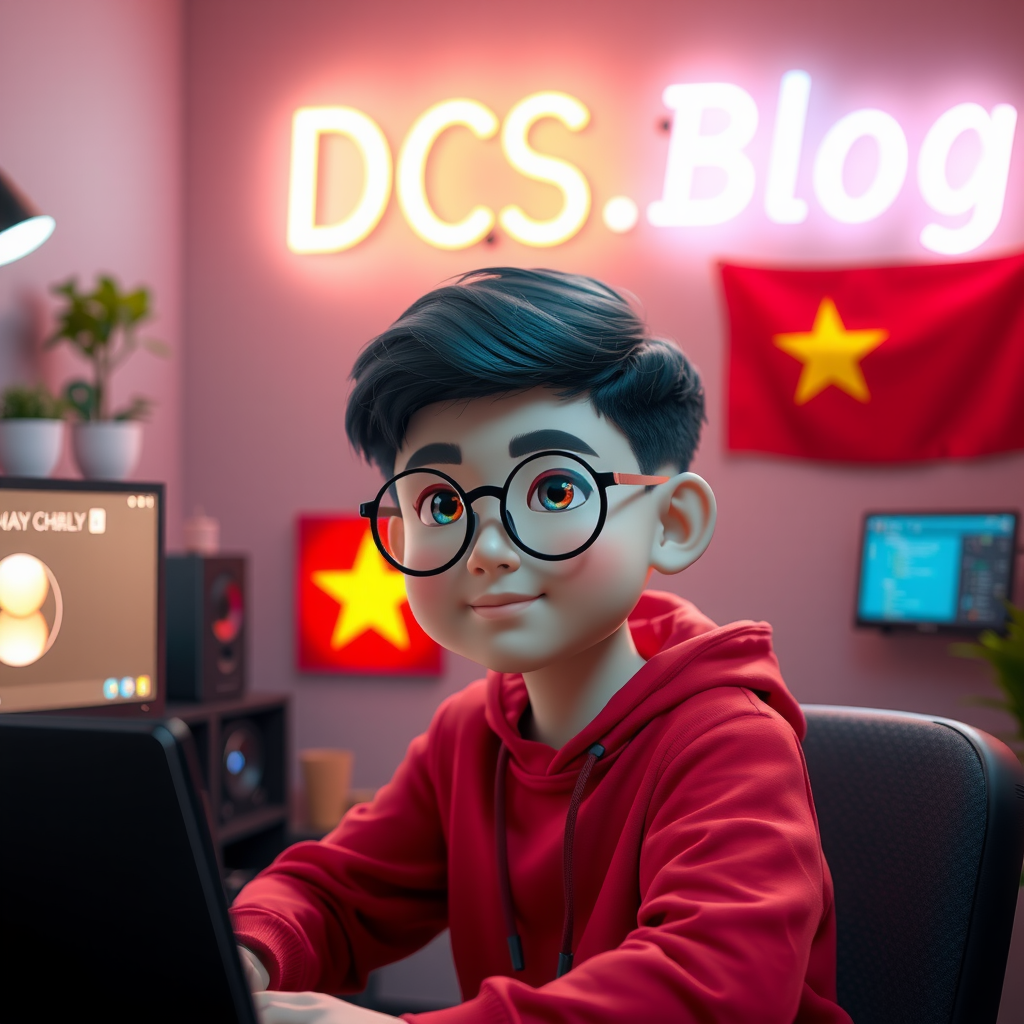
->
953, 603, 1024, 888
952, 602, 1024, 757
45, 274, 168, 480
0, 384, 68, 477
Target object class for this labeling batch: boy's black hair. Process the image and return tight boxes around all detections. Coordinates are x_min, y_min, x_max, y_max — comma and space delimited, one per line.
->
345, 267, 705, 478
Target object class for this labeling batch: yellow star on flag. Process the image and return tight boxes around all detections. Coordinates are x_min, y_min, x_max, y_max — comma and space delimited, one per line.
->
312, 530, 411, 651
773, 297, 888, 405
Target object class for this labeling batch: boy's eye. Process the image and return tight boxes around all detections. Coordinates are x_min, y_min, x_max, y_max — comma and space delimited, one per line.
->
527, 470, 592, 513
416, 486, 465, 527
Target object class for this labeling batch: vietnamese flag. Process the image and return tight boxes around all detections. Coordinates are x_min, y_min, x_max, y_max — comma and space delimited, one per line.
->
296, 515, 442, 675
721, 252, 1024, 461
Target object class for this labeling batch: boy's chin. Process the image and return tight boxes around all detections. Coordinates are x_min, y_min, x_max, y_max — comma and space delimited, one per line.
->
463, 631, 606, 677
441, 630, 570, 676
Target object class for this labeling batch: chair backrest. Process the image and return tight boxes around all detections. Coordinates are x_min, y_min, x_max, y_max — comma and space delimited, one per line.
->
802, 705, 1024, 1024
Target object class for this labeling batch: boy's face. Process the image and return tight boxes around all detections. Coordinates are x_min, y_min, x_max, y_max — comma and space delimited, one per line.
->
390, 389, 670, 675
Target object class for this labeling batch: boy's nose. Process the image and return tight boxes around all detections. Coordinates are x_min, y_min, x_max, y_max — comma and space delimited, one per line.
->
466, 506, 521, 575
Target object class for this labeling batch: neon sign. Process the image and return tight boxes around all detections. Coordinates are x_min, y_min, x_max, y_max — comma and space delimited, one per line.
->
287, 73, 1017, 257
287, 107, 392, 253
397, 99, 500, 250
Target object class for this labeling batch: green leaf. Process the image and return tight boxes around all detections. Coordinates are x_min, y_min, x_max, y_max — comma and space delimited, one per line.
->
0, 384, 69, 419
950, 641, 985, 660
113, 396, 154, 421
122, 288, 150, 322
954, 602, 1024, 752
140, 337, 171, 358
46, 273, 159, 415
50, 278, 78, 300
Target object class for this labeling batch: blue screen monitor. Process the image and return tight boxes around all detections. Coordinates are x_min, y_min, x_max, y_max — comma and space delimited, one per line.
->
857, 512, 1019, 632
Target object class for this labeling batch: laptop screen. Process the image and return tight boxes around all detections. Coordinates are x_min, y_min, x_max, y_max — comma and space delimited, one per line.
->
0, 480, 163, 714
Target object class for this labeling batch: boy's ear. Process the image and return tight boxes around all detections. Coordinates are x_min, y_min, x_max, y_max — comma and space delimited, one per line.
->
649, 473, 716, 575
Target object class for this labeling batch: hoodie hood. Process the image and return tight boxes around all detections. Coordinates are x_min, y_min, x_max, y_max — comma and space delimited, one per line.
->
485, 589, 804, 776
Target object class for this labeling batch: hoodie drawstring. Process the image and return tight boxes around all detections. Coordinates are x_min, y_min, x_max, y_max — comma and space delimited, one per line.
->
495, 741, 606, 978
557, 742, 605, 977
494, 744, 524, 971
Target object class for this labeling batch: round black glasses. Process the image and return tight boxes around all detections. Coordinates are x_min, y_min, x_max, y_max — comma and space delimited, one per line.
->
359, 450, 669, 577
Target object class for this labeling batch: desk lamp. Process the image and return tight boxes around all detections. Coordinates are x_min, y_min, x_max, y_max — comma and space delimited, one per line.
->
0, 168, 55, 267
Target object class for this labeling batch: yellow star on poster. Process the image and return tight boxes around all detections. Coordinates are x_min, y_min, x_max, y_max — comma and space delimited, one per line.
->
312, 531, 411, 651
773, 297, 889, 405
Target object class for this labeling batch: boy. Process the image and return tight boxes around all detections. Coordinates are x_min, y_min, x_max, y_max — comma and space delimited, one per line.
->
232, 268, 852, 1024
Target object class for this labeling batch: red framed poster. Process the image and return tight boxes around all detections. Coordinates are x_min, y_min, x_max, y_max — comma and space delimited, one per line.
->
296, 515, 442, 675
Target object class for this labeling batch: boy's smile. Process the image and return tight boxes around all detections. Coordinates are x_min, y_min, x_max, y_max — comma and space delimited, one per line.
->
468, 595, 542, 619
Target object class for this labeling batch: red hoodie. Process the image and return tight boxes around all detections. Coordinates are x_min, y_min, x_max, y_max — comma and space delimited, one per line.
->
231, 592, 852, 1024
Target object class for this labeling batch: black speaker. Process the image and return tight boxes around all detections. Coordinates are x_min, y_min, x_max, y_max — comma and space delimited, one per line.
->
167, 694, 289, 872
166, 554, 246, 702
220, 717, 267, 817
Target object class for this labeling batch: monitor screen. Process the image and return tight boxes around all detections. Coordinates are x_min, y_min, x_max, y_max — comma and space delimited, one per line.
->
857, 512, 1018, 631
0, 480, 163, 714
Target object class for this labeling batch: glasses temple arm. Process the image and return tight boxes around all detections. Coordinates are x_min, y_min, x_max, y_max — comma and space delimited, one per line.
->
359, 503, 401, 518
610, 472, 671, 486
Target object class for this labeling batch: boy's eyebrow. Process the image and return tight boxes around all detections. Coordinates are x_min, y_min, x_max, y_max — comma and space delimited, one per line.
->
508, 430, 598, 458
404, 442, 462, 470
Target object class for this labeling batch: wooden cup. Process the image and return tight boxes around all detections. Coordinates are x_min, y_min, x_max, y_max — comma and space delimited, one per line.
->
300, 748, 355, 832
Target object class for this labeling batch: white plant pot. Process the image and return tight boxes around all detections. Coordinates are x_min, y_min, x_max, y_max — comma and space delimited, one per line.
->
0, 419, 65, 477
72, 421, 143, 481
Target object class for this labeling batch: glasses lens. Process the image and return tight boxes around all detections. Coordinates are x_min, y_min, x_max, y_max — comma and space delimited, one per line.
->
380, 470, 471, 573
505, 455, 602, 557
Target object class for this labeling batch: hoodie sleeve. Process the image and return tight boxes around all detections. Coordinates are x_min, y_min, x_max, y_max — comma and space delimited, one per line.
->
230, 714, 450, 993
405, 695, 849, 1024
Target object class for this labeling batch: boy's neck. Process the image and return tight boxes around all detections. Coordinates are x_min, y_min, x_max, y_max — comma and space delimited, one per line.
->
521, 622, 646, 750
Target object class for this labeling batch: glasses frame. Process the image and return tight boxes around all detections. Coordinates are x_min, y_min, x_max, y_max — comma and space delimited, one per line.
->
358, 449, 669, 577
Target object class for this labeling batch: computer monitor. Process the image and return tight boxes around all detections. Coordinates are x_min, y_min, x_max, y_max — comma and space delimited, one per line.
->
856, 511, 1019, 632
0, 478, 164, 715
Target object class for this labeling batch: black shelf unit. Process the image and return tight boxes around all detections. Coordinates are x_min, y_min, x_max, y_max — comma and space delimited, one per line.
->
166, 693, 290, 875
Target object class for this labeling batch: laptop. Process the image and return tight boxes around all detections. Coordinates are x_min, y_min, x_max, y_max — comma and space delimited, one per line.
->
0, 714, 259, 1023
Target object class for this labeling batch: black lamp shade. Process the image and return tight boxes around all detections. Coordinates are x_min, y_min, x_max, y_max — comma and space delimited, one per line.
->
0, 168, 55, 267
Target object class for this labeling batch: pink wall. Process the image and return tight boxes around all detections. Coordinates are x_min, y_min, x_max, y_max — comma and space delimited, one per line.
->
1, 0, 1019, 1010
181, 2, 1024, 998
179, 13, 1024, 1008
0, 0, 184, 544
182, 0, 1024, 781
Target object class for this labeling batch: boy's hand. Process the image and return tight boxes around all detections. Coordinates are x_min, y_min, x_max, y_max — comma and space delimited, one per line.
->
255, 991, 402, 1023
239, 945, 271, 993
